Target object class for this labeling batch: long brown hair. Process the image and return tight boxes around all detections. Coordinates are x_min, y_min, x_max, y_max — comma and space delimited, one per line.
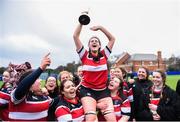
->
59, 80, 75, 97
155, 69, 166, 86
138, 66, 149, 80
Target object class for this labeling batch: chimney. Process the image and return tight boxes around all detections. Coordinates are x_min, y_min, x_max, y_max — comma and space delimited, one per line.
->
157, 51, 162, 68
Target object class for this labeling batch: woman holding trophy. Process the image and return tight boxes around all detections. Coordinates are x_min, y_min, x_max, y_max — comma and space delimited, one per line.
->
73, 11, 116, 121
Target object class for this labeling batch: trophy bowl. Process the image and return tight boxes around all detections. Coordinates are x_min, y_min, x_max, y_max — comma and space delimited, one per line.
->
78, 14, 90, 25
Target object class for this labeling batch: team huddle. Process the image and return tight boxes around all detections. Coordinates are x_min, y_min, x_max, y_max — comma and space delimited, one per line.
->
0, 22, 180, 122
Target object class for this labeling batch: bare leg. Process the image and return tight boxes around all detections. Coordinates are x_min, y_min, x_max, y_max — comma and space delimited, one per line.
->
81, 96, 97, 121
98, 97, 116, 122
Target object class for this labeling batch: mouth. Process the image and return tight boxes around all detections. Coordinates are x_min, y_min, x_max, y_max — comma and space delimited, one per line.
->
154, 81, 160, 85
108, 83, 114, 88
47, 84, 55, 89
69, 90, 75, 95
92, 44, 97, 48
138, 74, 145, 79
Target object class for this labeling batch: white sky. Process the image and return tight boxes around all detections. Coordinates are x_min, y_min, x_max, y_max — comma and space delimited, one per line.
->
0, 0, 180, 69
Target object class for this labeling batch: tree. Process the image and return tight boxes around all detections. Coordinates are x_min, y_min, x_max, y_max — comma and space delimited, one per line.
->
0, 67, 6, 74
167, 54, 180, 71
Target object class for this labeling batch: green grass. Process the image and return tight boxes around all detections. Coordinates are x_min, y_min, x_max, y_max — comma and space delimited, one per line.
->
166, 75, 180, 90
0, 75, 180, 90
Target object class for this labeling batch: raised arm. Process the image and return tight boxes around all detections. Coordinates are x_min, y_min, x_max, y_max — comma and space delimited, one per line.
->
73, 24, 83, 51
90, 26, 115, 51
14, 53, 51, 101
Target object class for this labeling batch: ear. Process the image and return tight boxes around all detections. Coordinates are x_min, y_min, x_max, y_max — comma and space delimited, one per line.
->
61, 91, 65, 95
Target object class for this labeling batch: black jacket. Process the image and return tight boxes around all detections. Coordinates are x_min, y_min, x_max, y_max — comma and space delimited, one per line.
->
176, 79, 180, 96
132, 79, 153, 121
157, 85, 180, 121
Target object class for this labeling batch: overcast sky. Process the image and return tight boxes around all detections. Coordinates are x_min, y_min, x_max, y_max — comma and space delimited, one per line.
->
0, 0, 179, 69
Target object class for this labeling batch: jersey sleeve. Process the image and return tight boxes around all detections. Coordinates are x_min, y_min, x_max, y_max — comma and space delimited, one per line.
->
121, 98, 131, 116
101, 46, 111, 59
77, 46, 87, 60
55, 105, 72, 121
10, 89, 26, 105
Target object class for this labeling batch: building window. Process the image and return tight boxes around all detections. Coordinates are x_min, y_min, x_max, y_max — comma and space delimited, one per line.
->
150, 61, 153, 66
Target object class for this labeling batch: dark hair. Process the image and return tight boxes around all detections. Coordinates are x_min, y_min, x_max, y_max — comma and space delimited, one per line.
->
72, 74, 81, 87
88, 36, 101, 46
155, 69, 166, 85
138, 66, 149, 80
59, 80, 75, 97
109, 77, 127, 101
88, 48, 103, 62
119, 67, 127, 80
88, 36, 103, 62
25, 62, 32, 69
0, 70, 11, 89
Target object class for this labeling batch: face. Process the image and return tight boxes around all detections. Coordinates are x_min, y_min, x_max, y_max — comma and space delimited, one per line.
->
152, 72, 163, 87
110, 68, 115, 80
88, 37, 101, 52
30, 79, 42, 95
77, 67, 83, 78
108, 77, 121, 92
114, 68, 123, 80
45, 76, 57, 91
61, 73, 71, 81
62, 80, 76, 99
137, 68, 147, 80
2, 71, 10, 83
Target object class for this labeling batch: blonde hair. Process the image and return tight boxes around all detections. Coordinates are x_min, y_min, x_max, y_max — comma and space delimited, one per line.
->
59, 71, 73, 81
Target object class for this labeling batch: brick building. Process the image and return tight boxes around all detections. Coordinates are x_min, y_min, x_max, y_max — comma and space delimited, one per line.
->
112, 51, 166, 72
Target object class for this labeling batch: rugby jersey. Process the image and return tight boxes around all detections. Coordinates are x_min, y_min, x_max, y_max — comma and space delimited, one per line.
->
9, 90, 50, 121
55, 96, 84, 122
150, 89, 161, 107
123, 81, 133, 102
0, 84, 13, 121
98, 94, 131, 121
78, 46, 111, 90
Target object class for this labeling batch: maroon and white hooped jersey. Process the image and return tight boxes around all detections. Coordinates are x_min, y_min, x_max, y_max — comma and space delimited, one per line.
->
55, 97, 84, 122
150, 89, 161, 106
9, 90, 50, 121
122, 81, 133, 102
112, 95, 131, 120
78, 46, 111, 90
0, 85, 13, 121
98, 94, 131, 121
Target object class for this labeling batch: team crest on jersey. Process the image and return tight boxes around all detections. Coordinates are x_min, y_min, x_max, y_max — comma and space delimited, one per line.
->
71, 104, 75, 107
86, 92, 91, 96
114, 100, 121, 105
32, 96, 38, 100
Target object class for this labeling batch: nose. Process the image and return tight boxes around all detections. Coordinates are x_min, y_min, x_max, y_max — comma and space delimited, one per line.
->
70, 86, 75, 91
110, 80, 114, 84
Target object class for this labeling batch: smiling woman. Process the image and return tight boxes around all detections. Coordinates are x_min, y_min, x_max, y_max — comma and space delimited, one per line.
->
149, 70, 180, 121
73, 21, 116, 121
8, 53, 52, 121
54, 80, 85, 121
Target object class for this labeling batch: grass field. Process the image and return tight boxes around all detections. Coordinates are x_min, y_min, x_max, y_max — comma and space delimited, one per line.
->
0, 75, 180, 90
166, 75, 180, 90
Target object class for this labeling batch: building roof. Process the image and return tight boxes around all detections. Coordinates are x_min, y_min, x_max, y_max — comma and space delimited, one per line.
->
129, 54, 157, 61
115, 52, 129, 63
